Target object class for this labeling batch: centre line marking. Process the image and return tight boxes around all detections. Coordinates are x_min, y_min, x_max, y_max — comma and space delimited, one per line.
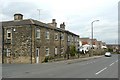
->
109, 62, 115, 66
115, 60, 118, 62
95, 67, 107, 75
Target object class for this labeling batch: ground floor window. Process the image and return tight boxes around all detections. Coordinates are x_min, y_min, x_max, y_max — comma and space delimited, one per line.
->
55, 47, 58, 55
46, 47, 49, 56
61, 47, 64, 54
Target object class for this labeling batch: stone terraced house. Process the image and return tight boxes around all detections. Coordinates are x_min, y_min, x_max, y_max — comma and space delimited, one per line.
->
1, 13, 79, 63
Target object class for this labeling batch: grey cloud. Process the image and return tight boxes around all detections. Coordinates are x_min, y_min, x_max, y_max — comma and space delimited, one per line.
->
1, 2, 52, 21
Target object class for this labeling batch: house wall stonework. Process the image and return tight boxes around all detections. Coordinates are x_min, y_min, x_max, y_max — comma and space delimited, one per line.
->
2, 15, 79, 63
3, 25, 32, 63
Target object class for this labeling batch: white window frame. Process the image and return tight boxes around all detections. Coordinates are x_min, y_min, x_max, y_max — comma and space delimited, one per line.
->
46, 47, 49, 56
68, 35, 70, 41
54, 47, 58, 55
55, 33, 58, 40
7, 29, 12, 39
61, 47, 64, 54
6, 49, 11, 57
36, 28, 40, 39
71, 36, 73, 42
46, 31, 50, 39
75, 37, 77, 42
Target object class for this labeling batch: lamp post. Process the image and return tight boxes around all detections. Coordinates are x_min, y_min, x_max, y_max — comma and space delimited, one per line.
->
91, 20, 99, 56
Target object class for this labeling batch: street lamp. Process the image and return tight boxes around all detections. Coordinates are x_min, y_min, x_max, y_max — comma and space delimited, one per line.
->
91, 20, 99, 56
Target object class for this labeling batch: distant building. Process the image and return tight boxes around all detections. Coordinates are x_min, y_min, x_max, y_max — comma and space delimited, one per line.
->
106, 44, 119, 52
1, 13, 79, 63
79, 37, 107, 49
79, 37, 91, 46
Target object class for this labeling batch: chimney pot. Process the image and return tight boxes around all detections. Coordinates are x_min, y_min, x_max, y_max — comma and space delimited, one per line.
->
14, 13, 23, 20
60, 22, 65, 29
52, 19, 56, 23
51, 19, 57, 28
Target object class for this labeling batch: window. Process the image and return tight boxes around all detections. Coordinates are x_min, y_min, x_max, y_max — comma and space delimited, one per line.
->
76, 38, 79, 42
55, 33, 58, 40
36, 48, 39, 57
54, 47, 57, 55
68, 36, 70, 41
75, 37, 77, 42
61, 33, 64, 40
7, 29, 12, 39
71, 36, 73, 42
36, 28, 40, 39
46, 47, 49, 56
46, 31, 49, 39
61, 47, 64, 54
5, 49, 11, 57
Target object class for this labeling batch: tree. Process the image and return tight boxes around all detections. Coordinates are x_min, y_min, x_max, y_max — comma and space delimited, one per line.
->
70, 45, 77, 56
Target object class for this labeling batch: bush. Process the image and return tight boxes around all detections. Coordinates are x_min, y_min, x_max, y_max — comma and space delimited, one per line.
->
43, 56, 49, 62
70, 45, 77, 56
108, 48, 113, 52
43, 56, 54, 62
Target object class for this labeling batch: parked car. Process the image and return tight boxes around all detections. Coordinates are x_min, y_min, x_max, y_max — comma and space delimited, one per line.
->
105, 52, 112, 57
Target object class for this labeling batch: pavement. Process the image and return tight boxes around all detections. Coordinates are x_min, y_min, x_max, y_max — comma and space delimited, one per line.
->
2, 54, 119, 78
54, 55, 103, 64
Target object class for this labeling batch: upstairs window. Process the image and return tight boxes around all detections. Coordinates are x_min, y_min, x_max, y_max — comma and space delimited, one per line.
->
55, 33, 58, 40
75, 37, 77, 42
36, 28, 40, 39
7, 29, 12, 39
68, 36, 70, 41
46, 47, 49, 56
46, 31, 49, 39
71, 36, 74, 42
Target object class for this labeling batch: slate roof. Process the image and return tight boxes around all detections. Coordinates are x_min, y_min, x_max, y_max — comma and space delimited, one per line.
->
1, 19, 47, 27
1, 19, 79, 37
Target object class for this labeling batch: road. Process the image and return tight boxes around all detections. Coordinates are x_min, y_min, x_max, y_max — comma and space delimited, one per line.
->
2, 54, 119, 78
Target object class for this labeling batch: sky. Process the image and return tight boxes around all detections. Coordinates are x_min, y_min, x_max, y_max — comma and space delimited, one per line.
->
0, 0, 119, 44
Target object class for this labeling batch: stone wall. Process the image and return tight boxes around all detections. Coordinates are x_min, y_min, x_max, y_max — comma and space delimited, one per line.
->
3, 24, 79, 63
3, 25, 32, 63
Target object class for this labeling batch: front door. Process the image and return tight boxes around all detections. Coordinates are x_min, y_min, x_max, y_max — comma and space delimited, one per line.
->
36, 48, 39, 64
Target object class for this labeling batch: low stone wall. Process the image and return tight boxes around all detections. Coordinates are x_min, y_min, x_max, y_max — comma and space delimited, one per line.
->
2, 49, 107, 64
13, 56, 31, 63
4, 56, 31, 64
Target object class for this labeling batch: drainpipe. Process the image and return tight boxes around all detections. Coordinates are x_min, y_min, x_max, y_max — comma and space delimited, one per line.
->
30, 25, 32, 64
2, 26, 4, 64
60, 32, 61, 57
67, 32, 69, 59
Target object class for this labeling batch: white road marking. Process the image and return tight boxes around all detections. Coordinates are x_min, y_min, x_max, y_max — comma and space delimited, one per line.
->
109, 62, 115, 66
109, 60, 118, 66
95, 67, 107, 75
115, 60, 118, 62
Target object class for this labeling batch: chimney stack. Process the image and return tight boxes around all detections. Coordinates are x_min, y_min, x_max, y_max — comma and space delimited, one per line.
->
52, 19, 57, 27
60, 22, 65, 30
14, 13, 23, 20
